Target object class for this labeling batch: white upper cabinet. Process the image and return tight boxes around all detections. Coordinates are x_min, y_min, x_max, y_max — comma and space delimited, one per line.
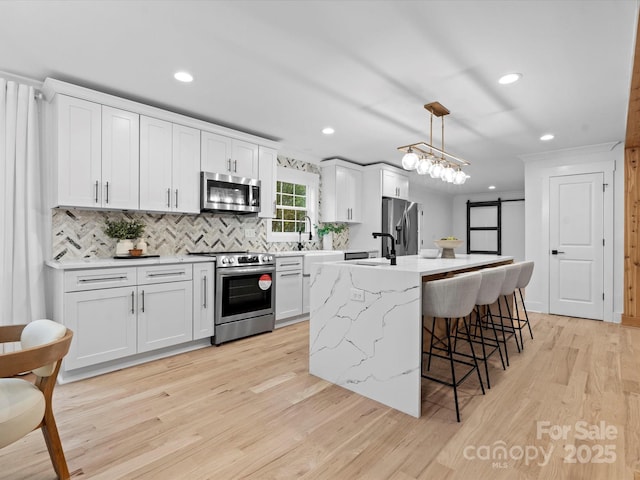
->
381, 169, 410, 200
45, 78, 278, 214
139, 116, 173, 211
140, 117, 200, 213
53, 95, 139, 209
258, 146, 277, 218
201, 131, 258, 179
322, 160, 362, 223
55, 95, 102, 208
172, 124, 201, 214
101, 106, 140, 210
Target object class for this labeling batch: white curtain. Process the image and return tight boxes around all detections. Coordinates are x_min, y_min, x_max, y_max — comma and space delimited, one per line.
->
0, 78, 46, 328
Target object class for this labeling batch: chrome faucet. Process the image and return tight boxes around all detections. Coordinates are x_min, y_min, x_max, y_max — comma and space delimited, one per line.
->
372, 232, 397, 265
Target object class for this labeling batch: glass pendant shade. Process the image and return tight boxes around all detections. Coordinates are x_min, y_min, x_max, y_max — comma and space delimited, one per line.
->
402, 150, 419, 170
444, 166, 455, 182
416, 157, 432, 175
453, 170, 466, 185
430, 162, 443, 178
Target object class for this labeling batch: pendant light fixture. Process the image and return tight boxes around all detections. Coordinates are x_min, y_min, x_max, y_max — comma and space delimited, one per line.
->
398, 102, 469, 185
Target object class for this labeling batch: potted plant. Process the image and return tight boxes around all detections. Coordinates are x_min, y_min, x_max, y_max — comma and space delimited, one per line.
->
315, 223, 347, 250
104, 219, 146, 256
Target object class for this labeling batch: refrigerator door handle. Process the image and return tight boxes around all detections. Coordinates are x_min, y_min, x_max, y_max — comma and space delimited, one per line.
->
404, 210, 410, 250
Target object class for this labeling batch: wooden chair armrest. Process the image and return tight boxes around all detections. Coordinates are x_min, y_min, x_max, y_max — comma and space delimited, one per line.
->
0, 324, 26, 343
0, 329, 73, 378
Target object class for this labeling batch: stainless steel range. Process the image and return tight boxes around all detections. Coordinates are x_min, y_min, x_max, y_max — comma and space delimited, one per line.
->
189, 251, 275, 345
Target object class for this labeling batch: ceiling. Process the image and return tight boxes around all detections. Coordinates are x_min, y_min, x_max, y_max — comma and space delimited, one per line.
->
1, 0, 638, 194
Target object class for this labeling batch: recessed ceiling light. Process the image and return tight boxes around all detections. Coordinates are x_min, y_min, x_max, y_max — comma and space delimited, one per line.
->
488, 185, 496, 190
540, 133, 555, 141
322, 127, 335, 135
174, 71, 193, 83
498, 73, 522, 85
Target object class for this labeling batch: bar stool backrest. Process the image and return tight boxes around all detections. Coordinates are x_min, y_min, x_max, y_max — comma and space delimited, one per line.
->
499, 264, 522, 296
476, 268, 506, 306
515, 261, 535, 289
423, 272, 482, 319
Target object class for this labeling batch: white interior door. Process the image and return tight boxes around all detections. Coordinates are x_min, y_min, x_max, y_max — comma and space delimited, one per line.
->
549, 173, 604, 320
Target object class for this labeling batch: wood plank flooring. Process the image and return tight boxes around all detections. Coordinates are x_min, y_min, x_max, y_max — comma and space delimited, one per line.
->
2, 313, 640, 479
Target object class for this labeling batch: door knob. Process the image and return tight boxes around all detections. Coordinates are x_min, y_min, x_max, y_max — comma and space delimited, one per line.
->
551, 250, 565, 255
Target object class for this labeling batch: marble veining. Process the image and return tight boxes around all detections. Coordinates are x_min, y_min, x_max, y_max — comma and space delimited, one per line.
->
309, 263, 422, 417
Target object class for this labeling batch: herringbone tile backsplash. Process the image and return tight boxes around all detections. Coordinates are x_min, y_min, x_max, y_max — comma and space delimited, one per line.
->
52, 158, 350, 261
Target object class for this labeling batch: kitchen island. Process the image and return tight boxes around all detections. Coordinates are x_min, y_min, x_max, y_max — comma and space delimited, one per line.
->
308, 254, 513, 418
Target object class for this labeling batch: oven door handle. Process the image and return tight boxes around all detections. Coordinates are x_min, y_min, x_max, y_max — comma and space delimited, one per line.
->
217, 266, 275, 276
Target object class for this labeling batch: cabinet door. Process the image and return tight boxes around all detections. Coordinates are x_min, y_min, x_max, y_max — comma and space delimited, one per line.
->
275, 269, 303, 320
193, 263, 215, 339
138, 281, 193, 352
139, 116, 173, 211
258, 146, 277, 218
336, 165, 362, 222
172, 124, 201, 214
201, 131, 232, 174
56, 95, 102, 208
382, 170, 409, 199
302, 275, 310, 315
64, 287, 137, 369
102, 106, 139, 209
231, 139, 258, 179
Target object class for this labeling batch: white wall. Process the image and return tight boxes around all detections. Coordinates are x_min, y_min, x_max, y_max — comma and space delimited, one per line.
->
522, 142, 623, 322
452, 191, 525, 262
409, 177, 454, 251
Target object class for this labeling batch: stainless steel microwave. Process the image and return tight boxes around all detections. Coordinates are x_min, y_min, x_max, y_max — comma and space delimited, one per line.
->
200, 172, 261, 214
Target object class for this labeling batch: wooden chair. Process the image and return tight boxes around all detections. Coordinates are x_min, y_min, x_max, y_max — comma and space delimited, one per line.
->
0, 320, 73, 480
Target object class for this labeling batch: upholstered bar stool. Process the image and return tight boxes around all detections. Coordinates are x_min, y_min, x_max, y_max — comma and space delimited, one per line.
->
512, 261, 535, 348
459, 267, 507, 389
422, 272, 484, 422
493, 263, 523, 366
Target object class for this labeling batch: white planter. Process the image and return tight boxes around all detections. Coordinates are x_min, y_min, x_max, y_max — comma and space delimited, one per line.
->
322, 233, 333, 250
116, 239, 134, 256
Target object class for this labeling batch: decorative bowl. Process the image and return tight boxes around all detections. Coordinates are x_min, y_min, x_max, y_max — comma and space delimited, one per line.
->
420, 249, 439, 259
128, 248, 143, 257
434, 239, 463, 249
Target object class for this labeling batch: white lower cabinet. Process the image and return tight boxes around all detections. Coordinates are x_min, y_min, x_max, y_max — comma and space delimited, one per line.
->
275, 256, 303, 320
55, 261, 213, 379
193, 263, 215, 339
64, 286, 137, 370
137, 281, 193, 353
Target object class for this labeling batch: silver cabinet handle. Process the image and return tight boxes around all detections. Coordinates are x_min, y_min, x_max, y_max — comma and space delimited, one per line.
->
131, 291, 135, 314
203, 275, 207, 308
141, 290, 145, 313
234, 159, 237, 172
175, 189, 179, 209
95, 181, 99, 203
279, 262, 301, 267
147, 271, 185, 277
105, 181, 110, 204
167, 188, 171, 208
227, 159, 231, 171
79, 276, 127, 283
280, 272, 301, 277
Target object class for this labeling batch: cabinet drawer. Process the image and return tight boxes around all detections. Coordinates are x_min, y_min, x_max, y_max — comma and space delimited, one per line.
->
64, 267, 137, 292
276, 256, 303, 272
137, 264, 193, 285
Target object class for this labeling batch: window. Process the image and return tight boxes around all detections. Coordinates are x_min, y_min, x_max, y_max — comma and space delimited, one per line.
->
267, 167, 318, 243
272, 180, 308, 233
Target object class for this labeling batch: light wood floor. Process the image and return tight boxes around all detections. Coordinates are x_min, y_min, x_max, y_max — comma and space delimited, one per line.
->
2, 313, 640, 479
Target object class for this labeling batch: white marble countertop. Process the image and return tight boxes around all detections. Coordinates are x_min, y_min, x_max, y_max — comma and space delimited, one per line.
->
336, 254, 513, 276
46, 255, 215, 270
273, 250, 344, 257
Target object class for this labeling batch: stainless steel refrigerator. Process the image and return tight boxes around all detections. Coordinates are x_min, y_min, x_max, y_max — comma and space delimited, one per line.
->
381, 197, 419, 257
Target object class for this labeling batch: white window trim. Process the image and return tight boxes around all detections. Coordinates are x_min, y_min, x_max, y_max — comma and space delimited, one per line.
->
267, 167, 319, 243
